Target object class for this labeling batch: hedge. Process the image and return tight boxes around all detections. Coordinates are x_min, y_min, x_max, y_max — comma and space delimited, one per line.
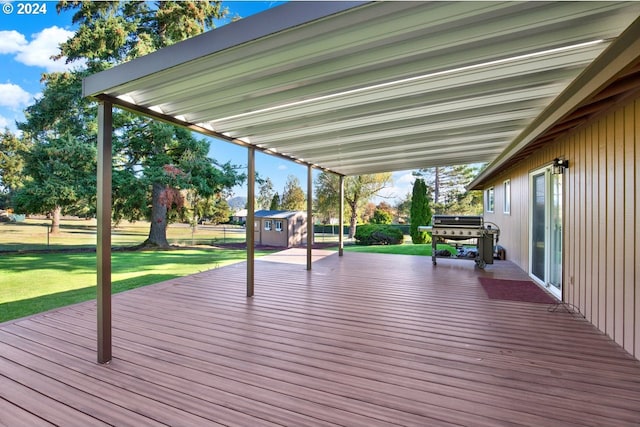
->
354, 224, 404, 245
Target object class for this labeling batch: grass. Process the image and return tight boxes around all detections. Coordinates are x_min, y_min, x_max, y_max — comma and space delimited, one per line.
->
0, 218, 246, 252
0, 248, 274, 323
343, 241, 457, 256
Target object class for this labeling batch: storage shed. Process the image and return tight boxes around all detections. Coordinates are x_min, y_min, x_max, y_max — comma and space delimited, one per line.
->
254, 210, 310, 248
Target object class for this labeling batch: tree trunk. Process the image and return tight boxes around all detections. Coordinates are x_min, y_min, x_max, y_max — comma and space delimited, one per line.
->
145, 182, 170, 248
50, 206, 62, 234
348, 200, 358, 238
191, 193, 199, 232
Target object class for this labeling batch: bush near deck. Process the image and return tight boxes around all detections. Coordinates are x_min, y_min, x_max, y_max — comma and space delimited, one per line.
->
354, 224, 404, 245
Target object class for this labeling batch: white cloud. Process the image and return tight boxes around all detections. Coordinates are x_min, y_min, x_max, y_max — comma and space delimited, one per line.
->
17, 27, 81, 72
0, 115, 10, 129
1, 27, 82, 72
0, 113, 22, 134
0, 30, 28, 54
0, 83, 33, 109
277, 164, 288, 171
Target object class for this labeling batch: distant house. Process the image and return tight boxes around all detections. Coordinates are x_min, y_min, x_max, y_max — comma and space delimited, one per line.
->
254, 210, 310, 247
231, 209, 247, 224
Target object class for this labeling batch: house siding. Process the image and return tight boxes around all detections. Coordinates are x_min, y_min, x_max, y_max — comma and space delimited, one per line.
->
483, 96, 639, 358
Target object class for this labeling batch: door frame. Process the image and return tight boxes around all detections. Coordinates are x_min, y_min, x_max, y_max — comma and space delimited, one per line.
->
528, 166, 563, 300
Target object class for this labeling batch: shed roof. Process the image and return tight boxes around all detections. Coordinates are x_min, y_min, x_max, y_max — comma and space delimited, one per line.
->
83, 1, 640, 177
255, 210, 304, 219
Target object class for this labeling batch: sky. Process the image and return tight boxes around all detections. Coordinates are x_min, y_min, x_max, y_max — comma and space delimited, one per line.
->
0, 1, 416, 205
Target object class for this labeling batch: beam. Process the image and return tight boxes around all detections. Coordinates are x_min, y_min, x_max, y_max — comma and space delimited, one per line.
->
96, 101, 113, 364
91, 94, 346, 179
247, 147, 255, 297
307, 164, 313, 270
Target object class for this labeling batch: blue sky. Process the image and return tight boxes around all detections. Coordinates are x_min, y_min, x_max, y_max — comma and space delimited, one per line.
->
0, 1, 414, 203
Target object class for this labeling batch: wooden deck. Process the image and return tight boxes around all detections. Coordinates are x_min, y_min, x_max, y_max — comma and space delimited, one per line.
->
1, 250, 640, 426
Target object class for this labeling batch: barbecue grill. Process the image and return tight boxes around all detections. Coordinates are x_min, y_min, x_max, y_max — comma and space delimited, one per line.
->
418, 215, 499, 269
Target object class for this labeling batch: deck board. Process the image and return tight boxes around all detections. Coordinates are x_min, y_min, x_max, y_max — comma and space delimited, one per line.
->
1, 250, 640, 426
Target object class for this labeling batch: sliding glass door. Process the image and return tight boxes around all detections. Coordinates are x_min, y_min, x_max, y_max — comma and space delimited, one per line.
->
529, 167, 562, 299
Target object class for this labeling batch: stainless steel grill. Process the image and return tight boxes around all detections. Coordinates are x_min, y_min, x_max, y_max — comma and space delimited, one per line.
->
419, 215, 500, 269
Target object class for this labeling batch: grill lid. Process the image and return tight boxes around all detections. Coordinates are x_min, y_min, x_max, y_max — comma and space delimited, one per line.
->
432, 215, 483, 227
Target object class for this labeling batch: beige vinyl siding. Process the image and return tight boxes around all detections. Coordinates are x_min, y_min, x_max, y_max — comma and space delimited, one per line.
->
636, 100, 640, 359
482, 95, 638, 358
633, 100, 640, 359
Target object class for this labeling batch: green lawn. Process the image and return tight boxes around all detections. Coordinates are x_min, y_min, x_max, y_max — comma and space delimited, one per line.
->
343, 242, 457, 256
0, 248, 273, 323
0, 218, 246, 252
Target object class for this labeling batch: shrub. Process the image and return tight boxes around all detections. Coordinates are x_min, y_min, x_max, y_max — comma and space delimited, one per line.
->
355, 224, 404, 245
371, 208, 392, 224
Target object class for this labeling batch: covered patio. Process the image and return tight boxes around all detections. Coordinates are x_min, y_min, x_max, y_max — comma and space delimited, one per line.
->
2, 251, 640, 426
81, 1, 640, 365
5, 2, 638, 424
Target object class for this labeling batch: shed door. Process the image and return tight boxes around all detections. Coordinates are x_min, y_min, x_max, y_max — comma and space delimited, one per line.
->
254, 220, 261, 245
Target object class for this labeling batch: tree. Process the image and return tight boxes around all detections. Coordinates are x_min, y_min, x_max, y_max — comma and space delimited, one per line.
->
314, 172, 392, 238
257, 177, 275, 210
443, 190, 484, 216
371, 208, 392, 224
363, 201, 395, 224
409, 178, 431, 244
395, 192, 412, 223
269, 193, 280, 210
0, 129, 28, 209
56, 1, 227, 73
14, 135, 97, 233
361, 202, 376, 223
177, 137, 243, 229
118, 124, 243, 247
280, 175, 306, 210
376, 201, 395, 217
15, 69, 97, 229
50, 1, 241, 248
314, 172, 340, 224
19, 71, 94, 140
209, 198, 231, 224
418, 164, 481, 214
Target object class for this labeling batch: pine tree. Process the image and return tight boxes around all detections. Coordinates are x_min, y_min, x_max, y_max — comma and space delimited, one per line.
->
269, 193, 280, 210
409, 178, 431, 244
41, 1, 243, 247
0, 128, 28, 210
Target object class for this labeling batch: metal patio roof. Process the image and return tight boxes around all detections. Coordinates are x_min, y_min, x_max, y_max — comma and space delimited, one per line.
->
83, 1, 640, 176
